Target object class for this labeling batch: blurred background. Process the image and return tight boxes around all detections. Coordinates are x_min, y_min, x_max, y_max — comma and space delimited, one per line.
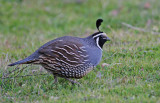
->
0, 0, 159, 52
0, 0, 160, 102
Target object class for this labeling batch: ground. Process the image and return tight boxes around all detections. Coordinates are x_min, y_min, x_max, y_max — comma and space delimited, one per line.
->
0, 0, 160, 102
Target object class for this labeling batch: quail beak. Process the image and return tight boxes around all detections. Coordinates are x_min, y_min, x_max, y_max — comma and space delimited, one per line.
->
106, 37, 111, 41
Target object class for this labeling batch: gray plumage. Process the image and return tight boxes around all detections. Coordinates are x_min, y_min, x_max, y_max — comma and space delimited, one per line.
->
8, 19, 110, 84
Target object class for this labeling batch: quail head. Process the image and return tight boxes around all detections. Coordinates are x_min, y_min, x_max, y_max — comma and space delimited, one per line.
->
8, 19, 110, 84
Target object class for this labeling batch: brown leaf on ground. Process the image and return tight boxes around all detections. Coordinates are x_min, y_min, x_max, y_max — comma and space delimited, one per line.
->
109, 7, 123, 16
144, 2, 151, 9
110, 9, 119, 16
101, 63, 110, 68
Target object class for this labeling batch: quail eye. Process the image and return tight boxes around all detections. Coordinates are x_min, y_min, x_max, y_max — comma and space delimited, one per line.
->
100, 35, 103, 38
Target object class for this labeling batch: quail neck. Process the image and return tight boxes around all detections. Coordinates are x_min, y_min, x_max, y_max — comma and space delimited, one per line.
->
83, 32, 110, 66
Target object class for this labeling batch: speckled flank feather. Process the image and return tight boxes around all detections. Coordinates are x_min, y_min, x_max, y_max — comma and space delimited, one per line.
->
36, 36, 94, 78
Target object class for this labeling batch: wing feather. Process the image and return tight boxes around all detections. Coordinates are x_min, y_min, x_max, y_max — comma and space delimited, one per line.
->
38, 37, 89, 66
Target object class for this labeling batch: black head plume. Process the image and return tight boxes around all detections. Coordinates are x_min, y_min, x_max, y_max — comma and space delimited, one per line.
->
96, 19, 103, 32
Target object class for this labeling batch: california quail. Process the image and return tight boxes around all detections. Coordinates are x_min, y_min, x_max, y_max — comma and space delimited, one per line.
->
8, 19, 110, 84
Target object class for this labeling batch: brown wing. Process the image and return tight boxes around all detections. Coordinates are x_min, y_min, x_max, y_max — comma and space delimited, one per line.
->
38, 37, 89, 68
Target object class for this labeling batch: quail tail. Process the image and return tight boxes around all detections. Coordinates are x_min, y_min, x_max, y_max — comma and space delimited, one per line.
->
8, 52, 40, 66
8, 58, 35, 66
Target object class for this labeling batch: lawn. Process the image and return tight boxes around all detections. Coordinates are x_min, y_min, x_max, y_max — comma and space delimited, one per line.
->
0, 0, 160, 102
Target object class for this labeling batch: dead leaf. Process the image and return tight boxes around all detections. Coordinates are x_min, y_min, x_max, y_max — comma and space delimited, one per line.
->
101, 63, 110, 68
110, 9, 119, 16
144, 2, 151, 9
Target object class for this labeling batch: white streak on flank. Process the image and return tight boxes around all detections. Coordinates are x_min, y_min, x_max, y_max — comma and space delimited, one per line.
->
55, 45, 89, 61
96, 37, 102, 51
77, 51, 83, 53
55, 46, 81, 58
79, 46, 87, 52
73, 44, 79, 49
74, 57, 80, 60
84, 59, 89, 62
80, 54, 89, 58
44, 66, 55, 71
75, 64, 83, 67
79, 46, 85, 49
58, 39, 63, 41
51, 49, 66, 58
55, 58, 80, 67
57, 45, 89, 59
93, 33, 107, 39
80, 49, 86, 52
56, 47, 74, 55
64, 45, 87, 57
51, 49, 80, 63
72, 44, 87, 53
55, 58, 72, 66
64, 45, 74, 51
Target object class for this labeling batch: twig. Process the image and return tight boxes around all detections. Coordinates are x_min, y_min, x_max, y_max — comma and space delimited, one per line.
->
104, 52, 117, 60
13, 65, 29, 78
2, 65, 29, 78
1, 73, 48, 79
3, 65, 20, 78
122, 22, 160, 35
1, 65, 31, 88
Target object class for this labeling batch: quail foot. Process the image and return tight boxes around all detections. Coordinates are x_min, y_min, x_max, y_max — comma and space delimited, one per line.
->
8, 19, 110, 84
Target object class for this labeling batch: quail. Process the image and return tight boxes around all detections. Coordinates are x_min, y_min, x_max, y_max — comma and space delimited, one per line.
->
8, 19, 110, 84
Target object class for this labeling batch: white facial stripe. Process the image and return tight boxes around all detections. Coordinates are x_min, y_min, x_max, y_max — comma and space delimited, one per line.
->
93, 33, 107, 39
93, 34, 101, 39
96, 37, 102, 51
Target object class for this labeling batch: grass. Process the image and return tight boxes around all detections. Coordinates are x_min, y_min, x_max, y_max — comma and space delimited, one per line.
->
0, 0, 160, 102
